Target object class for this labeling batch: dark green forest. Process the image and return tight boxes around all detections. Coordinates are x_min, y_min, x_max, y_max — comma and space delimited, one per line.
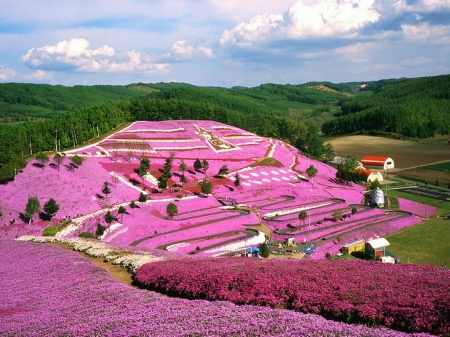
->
322, 75, 450, 138
0, 75, 449, 181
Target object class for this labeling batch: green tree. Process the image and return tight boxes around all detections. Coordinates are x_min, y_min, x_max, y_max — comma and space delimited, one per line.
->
180, 173, 187, 185
96, 223, 106, 236
194, 158, 202, 172
138, 192, 148, 210
333, 209, 343, 221
118, 205, 126, 222
0, 207, 3, 220
351, 207, 358, 215
306, 127, 324, 158
234, 172, 241, 186
202, 159, 209, 179
298, 210, 307, 226
342, 155, 360, 172
138, 158, 150, 185
101, 181, 111, 205
217, 164, 229, 178
129, 200, 137, 216
179, 160, 187, 174
259, 241, 270, 258
35, 152, 49, 169
157, 175, 168, 190
43, 198, 59, 218
53, 153, 65, 172
368, 179, 382, 191
322, 143, 335, 163
200, 181, 213, 194
71, 154, 84, 166
306, 164, 318, 184
104, 210, 116, 232
166, 203, 178, 219
25, 195, 40, 221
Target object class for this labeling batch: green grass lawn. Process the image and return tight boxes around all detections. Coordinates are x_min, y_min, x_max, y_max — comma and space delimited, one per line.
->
385, 189, 450, 266
420, 161, 450, 172
386, 219, 450, 266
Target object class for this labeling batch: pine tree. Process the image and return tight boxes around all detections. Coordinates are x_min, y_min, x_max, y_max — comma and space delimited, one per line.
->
43, 198, 60, 218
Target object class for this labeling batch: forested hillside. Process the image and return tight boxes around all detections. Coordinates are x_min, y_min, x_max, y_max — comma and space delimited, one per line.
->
0, 75, 449, 182
0, 83, 152, 122
322, 75, 450, 138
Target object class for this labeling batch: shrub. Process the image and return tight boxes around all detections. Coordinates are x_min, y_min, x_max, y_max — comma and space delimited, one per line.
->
96, 224, 106, 236
200, 181, 212, 194
325, 252, 331, 259
78, 232, 97, 239
42, 226, 58, 236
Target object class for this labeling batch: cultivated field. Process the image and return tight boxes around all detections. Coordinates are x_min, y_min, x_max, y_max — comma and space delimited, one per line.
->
325, 135, 450, 184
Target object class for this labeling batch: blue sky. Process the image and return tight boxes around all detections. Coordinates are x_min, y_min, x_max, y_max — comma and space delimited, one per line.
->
0, 0, 449, 87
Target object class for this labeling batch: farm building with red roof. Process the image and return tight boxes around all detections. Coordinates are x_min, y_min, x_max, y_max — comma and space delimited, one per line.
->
356, 167, 384, 182
361, 156, 394, 170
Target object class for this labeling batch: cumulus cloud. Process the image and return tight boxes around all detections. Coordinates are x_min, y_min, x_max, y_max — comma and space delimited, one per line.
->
220, 0, 380, 45
169, 40, 213, 58
220, 13, 284, 45
21, 38, 169, 74
0, 63, 17, 80
402, 23, 450, 44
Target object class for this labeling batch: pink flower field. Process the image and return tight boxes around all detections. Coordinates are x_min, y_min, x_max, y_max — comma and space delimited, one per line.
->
0, 120, 435, 257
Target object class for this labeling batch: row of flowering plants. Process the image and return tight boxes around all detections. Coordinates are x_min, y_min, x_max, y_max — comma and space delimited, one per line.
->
135, 257, 450, 335
2, 239, 435, 337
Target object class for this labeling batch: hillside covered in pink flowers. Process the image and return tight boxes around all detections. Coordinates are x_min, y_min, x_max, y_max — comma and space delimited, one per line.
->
0, 120, 435, 257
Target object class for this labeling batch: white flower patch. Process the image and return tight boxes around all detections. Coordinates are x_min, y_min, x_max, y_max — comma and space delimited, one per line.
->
279, 169, 287, 174
270, 170, 279, 175
166, 242, 191, 251
272, 177, 281, 181
240, 174, 249, 179
206, 231, 266, 256
263, 202, 333, 218
112, 254, 163, 273
252, 180, 262, 184
260, 171, 269, 176
147, 138, 201, 142
250, 172, 259, 177
262, 178, 271, 183
153, 146, 208, 151
282, 177, 290, 181
242, 182, 251, 186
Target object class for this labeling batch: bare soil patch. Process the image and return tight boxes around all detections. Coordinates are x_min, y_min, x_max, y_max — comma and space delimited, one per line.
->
324, 135, 450, 184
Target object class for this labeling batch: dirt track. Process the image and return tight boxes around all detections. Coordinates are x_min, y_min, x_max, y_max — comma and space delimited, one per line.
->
324, 135, 450, 184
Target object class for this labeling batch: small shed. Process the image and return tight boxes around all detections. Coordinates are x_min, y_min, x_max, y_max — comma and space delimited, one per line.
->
284, 237, 295, 247
366, 238, 390, 257
361, 156, 394, 170
342, 239, 365, 254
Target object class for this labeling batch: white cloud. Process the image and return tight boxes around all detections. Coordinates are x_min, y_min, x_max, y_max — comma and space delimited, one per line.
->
0, 63, 17, 80
24, 70, 53, 81
170, 41, 213, 58
402, 23, 450, 44
220, 0, 380, 45
400, 57, 432, 66
335, 42, 376, 63
220, 14, 284, 45
21, 38, 170, 74
285, 0, 380, 38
